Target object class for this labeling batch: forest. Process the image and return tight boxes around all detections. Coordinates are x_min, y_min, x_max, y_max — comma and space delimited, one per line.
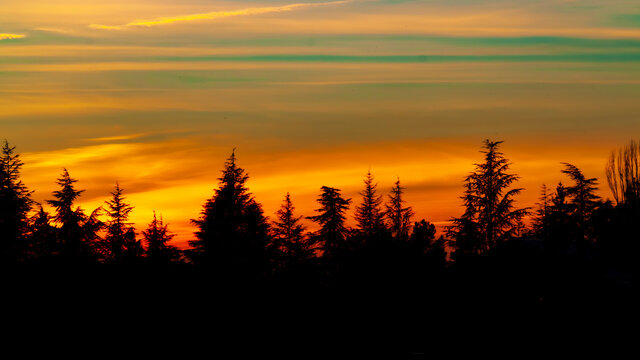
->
1, 138, 636, 353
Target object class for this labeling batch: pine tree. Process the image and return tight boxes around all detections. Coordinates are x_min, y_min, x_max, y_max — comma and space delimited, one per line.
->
0, 140, 33, 262
272, 193, 312, 267
448, 140, 528, 256
190, 150, 271, 276
532, 184, 550, 240
354, 171, 386, 239
448, 181, 480, 256
307, 186, 351, 259
46, 169, 102, 260
143, 212, 179, 264
104, 183, 137, 262
385, 178, 413, 242
561, 163, 601, 254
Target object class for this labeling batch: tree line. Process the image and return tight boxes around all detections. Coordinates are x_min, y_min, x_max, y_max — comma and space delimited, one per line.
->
1, 138, 638, 282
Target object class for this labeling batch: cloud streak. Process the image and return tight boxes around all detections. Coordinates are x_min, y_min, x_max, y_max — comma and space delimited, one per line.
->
0, 33, 25, 40
89, 1, 350, 30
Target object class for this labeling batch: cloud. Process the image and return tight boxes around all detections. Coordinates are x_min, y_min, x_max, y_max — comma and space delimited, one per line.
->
89, 1, 350, 30
0, 33, 26, 40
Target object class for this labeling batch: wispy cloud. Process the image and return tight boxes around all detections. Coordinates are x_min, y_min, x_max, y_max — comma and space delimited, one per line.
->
33, 27, 74, 35
86, 134, 146, 142
89, 1, 350, 30
0, 33, 26, 40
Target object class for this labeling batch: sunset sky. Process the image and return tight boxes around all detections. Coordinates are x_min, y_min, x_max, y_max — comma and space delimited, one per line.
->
2, 0, 640, 248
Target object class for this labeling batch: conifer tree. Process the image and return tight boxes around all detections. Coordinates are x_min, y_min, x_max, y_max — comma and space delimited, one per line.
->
272, 193, 312, 267
561, 163, 601, 253
448, 140, 528, 256
385, 178, 413, 242
143, 212, 179, 264
354, 171, 386, 239
104, 183, 137, 262
307, 186, 351, 259
190, 150, 271, 276
0, 140, 33, 262
47, 169, 102, 260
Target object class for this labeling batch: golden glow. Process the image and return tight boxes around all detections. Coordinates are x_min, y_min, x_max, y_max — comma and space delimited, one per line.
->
89, 1, 350, 30
4, 0, 640, 249
0, 33, 25, 40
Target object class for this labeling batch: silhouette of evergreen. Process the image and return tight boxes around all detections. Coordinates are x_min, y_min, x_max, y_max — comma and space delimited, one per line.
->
448, 140, 529, 258
533, 183, 575, 254
0, 139, 635, 342
561, 163, 601, 255
307, 186, 351, 260
104, 183, 139, 262
189, 150, 271, 278
0, 140, 33, 263
354, 171, 387, 240
46, 168, 103, 262
143, 211, 179, 265
271, 192, 313, 270
385, 178, 413, 242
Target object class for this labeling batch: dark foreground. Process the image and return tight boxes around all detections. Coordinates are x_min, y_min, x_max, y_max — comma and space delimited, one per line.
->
3, 240, 634, 358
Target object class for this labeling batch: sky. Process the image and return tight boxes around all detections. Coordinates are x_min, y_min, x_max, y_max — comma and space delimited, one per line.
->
2, 0, 640, 248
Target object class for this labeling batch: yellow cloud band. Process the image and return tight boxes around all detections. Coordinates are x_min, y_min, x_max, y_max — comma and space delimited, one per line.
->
89, 1, 349, 30
0, 33, 26, 40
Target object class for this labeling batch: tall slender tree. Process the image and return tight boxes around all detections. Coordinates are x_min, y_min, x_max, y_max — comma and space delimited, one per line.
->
104, 183, 139, 262
385, 178, 413, 242
272, 193, 312, 268
190, 150, 271, 276
307, 186, 351, 259
0, 140, 33, 262
104, 183, 130, 259
448, 140, 528, 256
354, 171, 386, 239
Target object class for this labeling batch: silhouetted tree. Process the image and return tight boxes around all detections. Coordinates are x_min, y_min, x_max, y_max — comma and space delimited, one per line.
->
104, 183, 138, 262
409, 219, 447, 267
354, 171, 386, 240
606, 139, 640, 206
307, 186, 351, 259
601, 141, 640, 269
448, 140, 528, 257
561, 163, 601, 254
190, 150, 271, 277
47, 169, 102, 261
409, 219, 436, 255
535, 182, 574, 254
385, 178, 413, 242
272, 193, 312, 268
0, 140, 33, 263
143, 212, 179, 265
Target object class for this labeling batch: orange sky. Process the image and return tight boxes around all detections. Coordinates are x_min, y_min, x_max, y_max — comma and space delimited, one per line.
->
2, 0, 640, 248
